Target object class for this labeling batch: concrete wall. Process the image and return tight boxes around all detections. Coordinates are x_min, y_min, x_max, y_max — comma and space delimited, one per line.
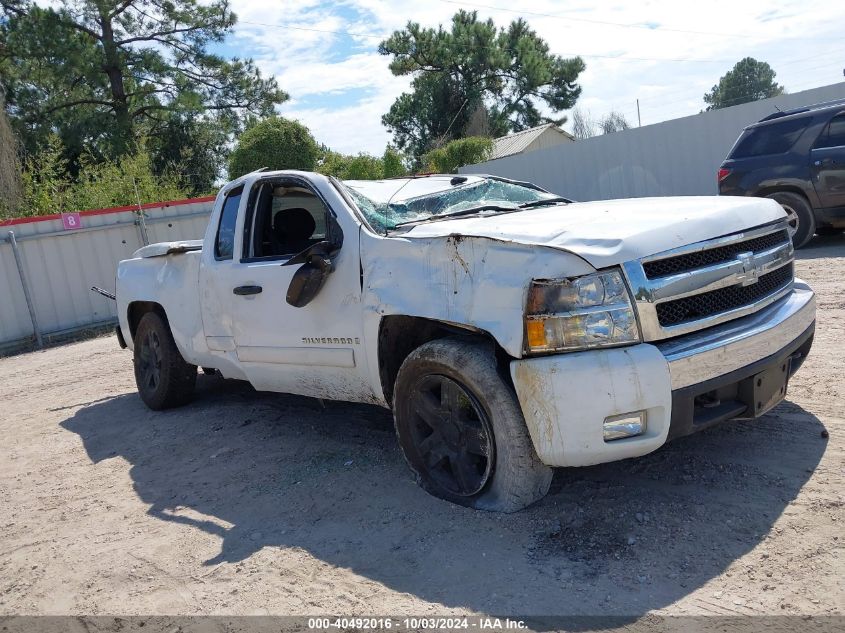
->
0, 197, 214, 352
461, 83, 845, 201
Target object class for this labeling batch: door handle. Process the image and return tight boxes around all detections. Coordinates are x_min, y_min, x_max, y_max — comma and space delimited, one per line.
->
814, 158, 834, 167
233, 285, 262, 296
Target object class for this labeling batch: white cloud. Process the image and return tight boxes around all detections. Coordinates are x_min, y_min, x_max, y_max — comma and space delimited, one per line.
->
282, 91, 402, 155
226, 0, 845, 154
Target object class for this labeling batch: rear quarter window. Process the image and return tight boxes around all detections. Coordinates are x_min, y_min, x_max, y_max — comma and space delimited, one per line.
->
731, 117, 810, 158
215, 186, 243, 260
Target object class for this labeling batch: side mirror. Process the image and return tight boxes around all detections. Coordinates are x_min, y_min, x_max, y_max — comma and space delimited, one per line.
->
286, 253, 333, 307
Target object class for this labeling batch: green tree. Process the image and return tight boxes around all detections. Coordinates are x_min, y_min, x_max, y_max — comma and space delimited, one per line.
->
703, 57, 785, 110
423, 136, 493, 173
17, 134, 187, 217
19, 134, 71, 217
147, 113, 228, 195
382, 146, 408, 178
228, 117, 320, 178
316, 146, 409, 180
379, 10, 584, 164
0, 92, 21, 218
318, 152, 384, 180
72, 143, 186, 211
0, 0, 286, 165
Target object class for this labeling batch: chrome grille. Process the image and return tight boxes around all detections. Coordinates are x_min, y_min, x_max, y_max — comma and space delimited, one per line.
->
643, 229, 789, 278
622, 221, 794, 341
656, 263, 793, 326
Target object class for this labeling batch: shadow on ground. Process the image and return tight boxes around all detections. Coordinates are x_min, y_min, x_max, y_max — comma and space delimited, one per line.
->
795, 232, 845, 260
60, 375, 827, 622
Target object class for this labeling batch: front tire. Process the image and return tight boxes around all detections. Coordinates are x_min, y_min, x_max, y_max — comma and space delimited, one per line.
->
133, 312, 197, 410
393, 338, 552, 512
766, 191, 816, 248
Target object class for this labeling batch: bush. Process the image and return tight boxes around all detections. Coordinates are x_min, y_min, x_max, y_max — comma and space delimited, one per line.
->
15, 135, 188, 217
423, 136, 493, 173
19, 134, 74, 217
317, 146, 409, 181
318, 152, 384, 180
382, 146, 408, 178
228, 117, 320, 178
73, 147, 186, 211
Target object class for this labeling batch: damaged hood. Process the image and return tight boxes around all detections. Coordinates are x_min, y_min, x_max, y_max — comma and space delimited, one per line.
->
402, 196, 785, 269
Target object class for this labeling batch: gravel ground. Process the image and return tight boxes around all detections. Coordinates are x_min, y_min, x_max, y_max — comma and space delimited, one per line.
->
0, 234, 842, 620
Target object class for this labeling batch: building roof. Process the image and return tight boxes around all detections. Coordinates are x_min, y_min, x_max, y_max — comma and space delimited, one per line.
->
489, 123, 574, 160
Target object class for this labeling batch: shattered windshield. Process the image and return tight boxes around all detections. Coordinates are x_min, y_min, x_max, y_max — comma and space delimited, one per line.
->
343, 176, 563, 233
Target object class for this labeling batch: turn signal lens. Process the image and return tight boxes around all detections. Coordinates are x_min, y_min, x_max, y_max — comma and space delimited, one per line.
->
526, 320, 547, 349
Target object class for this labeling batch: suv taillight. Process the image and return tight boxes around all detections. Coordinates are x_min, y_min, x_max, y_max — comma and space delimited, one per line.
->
718, 168, 731, 183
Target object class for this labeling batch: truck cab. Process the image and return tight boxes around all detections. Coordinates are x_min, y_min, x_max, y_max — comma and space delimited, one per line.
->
116, 170, 816, 512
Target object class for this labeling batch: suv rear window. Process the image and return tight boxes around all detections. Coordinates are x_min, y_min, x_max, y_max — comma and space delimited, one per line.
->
731, 117, 810, 158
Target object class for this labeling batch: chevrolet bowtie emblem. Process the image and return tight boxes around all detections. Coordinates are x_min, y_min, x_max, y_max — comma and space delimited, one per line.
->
736, 251, 760, 286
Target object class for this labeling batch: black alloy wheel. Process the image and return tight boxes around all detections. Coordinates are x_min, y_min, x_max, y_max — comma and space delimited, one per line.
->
406, 374, 494, 497
393, 337, 553, 512
138, 329, 163, 393
132, 311, 197, 410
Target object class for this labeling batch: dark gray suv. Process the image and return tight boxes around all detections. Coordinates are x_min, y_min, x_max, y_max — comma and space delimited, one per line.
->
719, 98, 845, 248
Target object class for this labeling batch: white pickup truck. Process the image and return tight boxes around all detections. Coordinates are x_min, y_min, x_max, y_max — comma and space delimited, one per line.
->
115, 170, 816, 512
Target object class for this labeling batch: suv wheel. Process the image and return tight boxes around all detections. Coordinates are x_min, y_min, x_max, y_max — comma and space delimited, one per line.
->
766, 192, 816, 248
393, 337, 552, 512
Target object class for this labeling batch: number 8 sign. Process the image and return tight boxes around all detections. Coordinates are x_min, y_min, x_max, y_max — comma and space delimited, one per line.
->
61, 212, 82, 230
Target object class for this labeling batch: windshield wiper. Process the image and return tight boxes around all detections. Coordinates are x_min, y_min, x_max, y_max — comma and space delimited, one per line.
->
519, 197, 571, 208
392, 204, 518, 229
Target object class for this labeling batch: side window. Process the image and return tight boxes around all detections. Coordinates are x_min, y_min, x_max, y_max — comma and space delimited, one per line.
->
214, 186, 243, 260
243, 183, 329, 261
814, 114, 845, 149
732, 117, 810, 158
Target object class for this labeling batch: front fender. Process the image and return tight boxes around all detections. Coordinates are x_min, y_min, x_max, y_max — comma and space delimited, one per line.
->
359, 233, 596, 359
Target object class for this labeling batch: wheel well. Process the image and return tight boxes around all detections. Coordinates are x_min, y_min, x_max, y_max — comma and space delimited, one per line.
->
127, 301, 167, 342
754, 186, 810, 204
377, 315, 511, 407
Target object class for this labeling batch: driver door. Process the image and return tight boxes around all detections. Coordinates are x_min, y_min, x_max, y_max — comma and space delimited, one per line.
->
228, 177, 374, 403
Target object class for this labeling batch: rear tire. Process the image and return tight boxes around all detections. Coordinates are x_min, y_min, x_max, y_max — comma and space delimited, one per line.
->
766, 191, 815, 248
816, 226, 842, 237
393, 338, 552, 513
133, 312, 197, 410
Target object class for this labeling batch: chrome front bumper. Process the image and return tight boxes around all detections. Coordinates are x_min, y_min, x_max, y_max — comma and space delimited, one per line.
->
657, 280, 815, 389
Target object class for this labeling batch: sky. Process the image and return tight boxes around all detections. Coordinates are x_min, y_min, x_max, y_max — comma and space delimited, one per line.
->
215, 0, 845, 155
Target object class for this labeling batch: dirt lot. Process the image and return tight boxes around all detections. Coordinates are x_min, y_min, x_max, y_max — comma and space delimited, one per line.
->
0, 235, 843, 620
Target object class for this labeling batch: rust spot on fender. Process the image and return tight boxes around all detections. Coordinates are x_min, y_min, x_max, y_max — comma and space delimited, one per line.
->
446, 235, 471, 277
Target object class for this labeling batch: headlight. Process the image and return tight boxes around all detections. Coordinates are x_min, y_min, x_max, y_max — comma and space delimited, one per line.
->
525, 270, 641, 353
